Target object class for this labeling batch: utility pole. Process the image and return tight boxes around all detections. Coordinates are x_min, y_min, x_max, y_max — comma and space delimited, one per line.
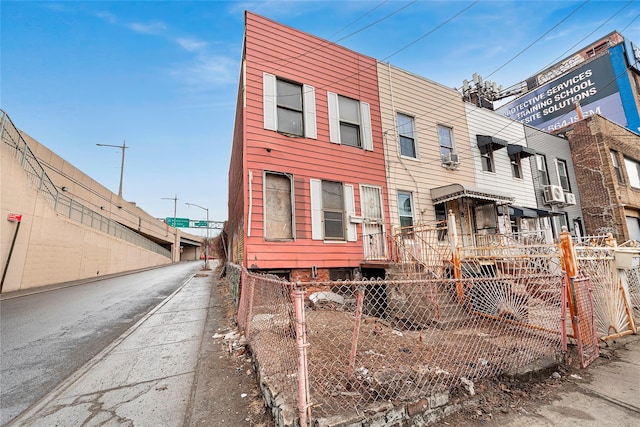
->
185, 202, 210, 269
96, 141, 128, 198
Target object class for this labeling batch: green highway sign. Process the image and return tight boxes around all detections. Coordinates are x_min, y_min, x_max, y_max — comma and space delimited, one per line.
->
165, 217, 190, 228
192, 220, 208, 227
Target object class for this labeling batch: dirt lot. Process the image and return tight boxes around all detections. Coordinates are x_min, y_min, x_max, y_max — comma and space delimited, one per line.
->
186, 272, 271, 427
185, 271, 626, 426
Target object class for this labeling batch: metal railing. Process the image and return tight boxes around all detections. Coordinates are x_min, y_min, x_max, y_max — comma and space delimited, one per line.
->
1, 109, 170, 258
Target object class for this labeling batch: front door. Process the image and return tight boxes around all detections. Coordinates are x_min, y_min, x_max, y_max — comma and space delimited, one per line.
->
360, 185, 386, 260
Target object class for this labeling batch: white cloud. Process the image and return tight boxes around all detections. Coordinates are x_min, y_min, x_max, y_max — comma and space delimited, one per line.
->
170, 55, 238, 89
176, 37, 209, 52
96, 11, 118, 25
128, 21, 167, 35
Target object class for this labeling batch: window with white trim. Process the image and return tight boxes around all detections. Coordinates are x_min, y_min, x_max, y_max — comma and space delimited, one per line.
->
327, 92, 373, 151
264, 172, 294, 241
536, 154, 550, 186
556, 159, 571, 191
310, 179, 356, 241
624, 157, 640, 189
438, 125, 454, 156
480, 146, 494, 172
397, 113, 416, 158
263, 73, 316, 138
511, 155, 522, 179
397, 191, 414, 228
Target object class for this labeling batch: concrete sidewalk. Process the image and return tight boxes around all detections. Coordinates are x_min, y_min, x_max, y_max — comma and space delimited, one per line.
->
501, 336, 640, 427
9, 272, 213, 426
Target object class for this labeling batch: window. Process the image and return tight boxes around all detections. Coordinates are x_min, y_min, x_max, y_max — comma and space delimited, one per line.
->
322, 181, 345, 240
310, 179, 356, 241
556, 159, 571, 191
397, 113, 417, 158
264, 172, 294, 240
438, 125, 454, 156
536, 154, 550, 186
556, 213, 569, 233
338, 96, 361, 147
435, 202, 447, 241
626, 216, 640, 240
611, 150, 624, 183
327, 92, 373, 150
511, 155, 522, 179
276, 80, 303, 135
397, 191, 414, 228
330, 268, 354, 281
624, 157, 640, 189
263, 73, 317, 138
480, 146, 494, 172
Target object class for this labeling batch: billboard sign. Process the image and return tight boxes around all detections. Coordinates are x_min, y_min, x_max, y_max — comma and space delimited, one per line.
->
625, 38, 640, 72
497, 55, 627, 132
526, 32, 624, 91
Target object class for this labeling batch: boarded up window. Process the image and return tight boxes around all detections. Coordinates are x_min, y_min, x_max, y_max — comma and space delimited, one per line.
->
265, 172, 293, 240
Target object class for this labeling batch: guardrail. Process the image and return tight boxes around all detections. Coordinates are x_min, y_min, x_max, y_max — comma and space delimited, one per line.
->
0, 109, 170, 258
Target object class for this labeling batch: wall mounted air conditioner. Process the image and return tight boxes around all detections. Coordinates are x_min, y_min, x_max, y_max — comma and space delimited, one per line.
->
441, 153, 460, 169
543, 185, 565, 204
564, 192, 576, 205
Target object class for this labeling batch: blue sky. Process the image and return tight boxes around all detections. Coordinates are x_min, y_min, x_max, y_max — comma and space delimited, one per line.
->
3, 1, 639, 231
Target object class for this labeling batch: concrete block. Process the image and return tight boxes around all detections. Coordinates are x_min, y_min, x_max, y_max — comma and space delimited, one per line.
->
384, 406, 406, 423
429, 391, 449, 408
443, 403, 462, 417
422, 408, 444, 425
313, 413, 366, 427
406, 399, 429, 417
364, 415, 387, 427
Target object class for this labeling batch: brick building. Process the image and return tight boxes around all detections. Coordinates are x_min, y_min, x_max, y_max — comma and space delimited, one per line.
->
557, 114, 640, 241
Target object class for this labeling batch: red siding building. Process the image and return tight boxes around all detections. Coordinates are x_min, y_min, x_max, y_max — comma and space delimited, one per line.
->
228, 12, 391, 281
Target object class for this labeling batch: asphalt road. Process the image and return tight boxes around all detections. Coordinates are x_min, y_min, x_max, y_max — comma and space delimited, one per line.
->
0, 261, 203, 426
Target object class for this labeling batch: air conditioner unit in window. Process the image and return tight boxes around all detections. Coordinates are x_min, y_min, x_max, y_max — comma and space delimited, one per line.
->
543, 185, 565, 204
441, 153, 460, 169
564, 192, 576, 205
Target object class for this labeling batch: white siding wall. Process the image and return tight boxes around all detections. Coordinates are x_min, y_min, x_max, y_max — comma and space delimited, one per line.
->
377, 63, 475, 230
465, 103, 537, 209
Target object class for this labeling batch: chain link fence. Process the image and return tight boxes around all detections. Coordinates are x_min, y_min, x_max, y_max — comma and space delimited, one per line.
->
230, 244, 565, 423
227, 226, 640, 425
574, 236, 639, 340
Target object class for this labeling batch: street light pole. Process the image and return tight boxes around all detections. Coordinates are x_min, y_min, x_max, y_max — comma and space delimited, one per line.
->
185, 202, 209, 269
162, 195, 178, 262
96, 141, 128, 198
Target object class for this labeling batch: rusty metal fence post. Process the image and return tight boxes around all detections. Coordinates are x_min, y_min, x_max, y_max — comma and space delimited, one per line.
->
560, 230, 600, 367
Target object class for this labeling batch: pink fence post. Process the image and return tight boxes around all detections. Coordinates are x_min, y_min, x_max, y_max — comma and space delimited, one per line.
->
347, 286, 365, 378
244, 272, 256, 338
291, 285, 311, 426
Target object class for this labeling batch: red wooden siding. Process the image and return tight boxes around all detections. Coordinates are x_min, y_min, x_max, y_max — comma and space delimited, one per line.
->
237, 12, 391, 270
228, 74, 246, 264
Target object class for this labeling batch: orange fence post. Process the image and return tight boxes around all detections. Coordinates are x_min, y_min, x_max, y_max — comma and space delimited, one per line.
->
560, 230, 600, 367
559, 230, 579, 337
448, 210, 463, 303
